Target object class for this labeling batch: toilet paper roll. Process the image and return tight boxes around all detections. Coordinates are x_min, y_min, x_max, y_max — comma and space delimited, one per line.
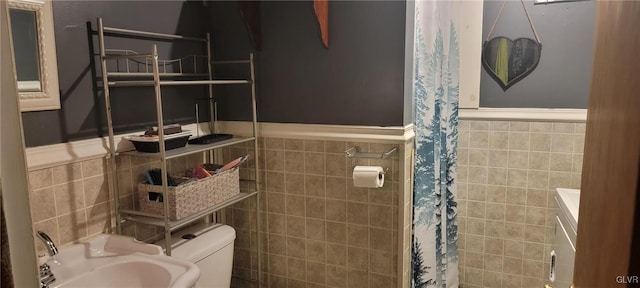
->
352, 166, 385, 188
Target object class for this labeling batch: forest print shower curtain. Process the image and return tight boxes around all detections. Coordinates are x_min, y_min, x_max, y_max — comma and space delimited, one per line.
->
412, 1, 460, 287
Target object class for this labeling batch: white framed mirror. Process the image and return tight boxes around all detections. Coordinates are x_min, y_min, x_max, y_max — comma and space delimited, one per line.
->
8, 0, 60, 111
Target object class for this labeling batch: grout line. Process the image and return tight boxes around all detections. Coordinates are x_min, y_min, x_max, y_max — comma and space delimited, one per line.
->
322, 142, 330, 286
301, 141, 308, 286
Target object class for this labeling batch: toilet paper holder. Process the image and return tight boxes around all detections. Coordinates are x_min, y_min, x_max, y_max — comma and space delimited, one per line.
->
344, 146, 397, 159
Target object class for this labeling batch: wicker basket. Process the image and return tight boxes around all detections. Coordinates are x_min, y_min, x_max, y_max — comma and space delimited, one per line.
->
137, 167, 240, 220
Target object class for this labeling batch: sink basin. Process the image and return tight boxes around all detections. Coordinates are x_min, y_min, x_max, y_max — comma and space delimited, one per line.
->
556, 188, 580, 231
46, 234, 199, 288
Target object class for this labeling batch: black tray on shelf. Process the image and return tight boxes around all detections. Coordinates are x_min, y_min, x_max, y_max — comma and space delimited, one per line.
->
128, 131, 192, 153
188, 133, 233, 145
131, 136, 190, 153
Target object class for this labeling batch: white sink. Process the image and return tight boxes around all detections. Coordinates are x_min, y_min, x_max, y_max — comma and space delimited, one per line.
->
46, 234, 199, 288
556, 188, 580, 232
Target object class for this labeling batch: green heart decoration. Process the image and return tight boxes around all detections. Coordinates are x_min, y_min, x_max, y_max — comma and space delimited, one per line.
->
482, 37, 542, 91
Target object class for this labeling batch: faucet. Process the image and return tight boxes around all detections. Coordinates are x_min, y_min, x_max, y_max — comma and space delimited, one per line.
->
37, 231, 58, 256
38, 261, 56, 288
36, 231, 57, 288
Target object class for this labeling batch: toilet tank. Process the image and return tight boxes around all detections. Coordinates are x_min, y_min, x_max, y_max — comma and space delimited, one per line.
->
161, 223, 236, 288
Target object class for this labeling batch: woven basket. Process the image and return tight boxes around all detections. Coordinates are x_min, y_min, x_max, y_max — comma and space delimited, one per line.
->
137, 167, 240, 220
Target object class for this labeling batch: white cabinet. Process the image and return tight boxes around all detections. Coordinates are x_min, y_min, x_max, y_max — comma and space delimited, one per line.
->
549, 188, 580, 287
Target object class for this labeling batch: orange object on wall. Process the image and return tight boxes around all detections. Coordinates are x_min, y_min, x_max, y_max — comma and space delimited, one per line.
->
313, 0, 329, 48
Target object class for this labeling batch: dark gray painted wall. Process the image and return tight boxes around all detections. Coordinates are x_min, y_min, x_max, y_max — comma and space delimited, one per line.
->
208, 1, 255, 123
480, 0, 595, 108
212, 1, 406, 126
22, 0, 407, 147
22, 1, 210, 147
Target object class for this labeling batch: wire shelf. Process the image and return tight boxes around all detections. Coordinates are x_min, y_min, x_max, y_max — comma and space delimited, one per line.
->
103, 49, 209, 78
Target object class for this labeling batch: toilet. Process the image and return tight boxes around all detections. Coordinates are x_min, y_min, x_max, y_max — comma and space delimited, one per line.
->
160, 223, 236, 287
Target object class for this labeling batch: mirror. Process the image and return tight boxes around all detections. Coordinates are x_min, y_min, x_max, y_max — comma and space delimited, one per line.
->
10, 8, 41, 92
482, 37, 542, 91
8, 0, 60, 111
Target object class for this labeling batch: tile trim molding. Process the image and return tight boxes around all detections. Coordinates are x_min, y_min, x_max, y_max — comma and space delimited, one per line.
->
459, 108, 587, 122
25, 122, 415, 170
25, 107, 588, 171
218, 121, 415, 143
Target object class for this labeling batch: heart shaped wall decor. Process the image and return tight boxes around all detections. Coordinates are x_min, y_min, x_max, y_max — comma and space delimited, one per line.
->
482, 36, 542, 91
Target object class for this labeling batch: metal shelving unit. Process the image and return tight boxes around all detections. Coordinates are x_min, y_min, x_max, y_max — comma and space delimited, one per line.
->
96, 18, 261, 285
107, 79, 251, 87
123, 137, 256, 160
120, 191, 258, 230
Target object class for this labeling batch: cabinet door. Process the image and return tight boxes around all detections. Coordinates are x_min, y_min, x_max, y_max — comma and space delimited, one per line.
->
551, 215, 575, 288
573, 1, 640, 287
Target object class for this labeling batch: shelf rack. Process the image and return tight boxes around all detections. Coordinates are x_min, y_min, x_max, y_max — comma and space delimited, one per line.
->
122, 137, 256, 160
120, 191, 258, 231
96, 18, 261, 285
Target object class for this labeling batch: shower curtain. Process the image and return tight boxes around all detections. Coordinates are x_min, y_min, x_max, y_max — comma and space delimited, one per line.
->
412, 1, 459, 287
